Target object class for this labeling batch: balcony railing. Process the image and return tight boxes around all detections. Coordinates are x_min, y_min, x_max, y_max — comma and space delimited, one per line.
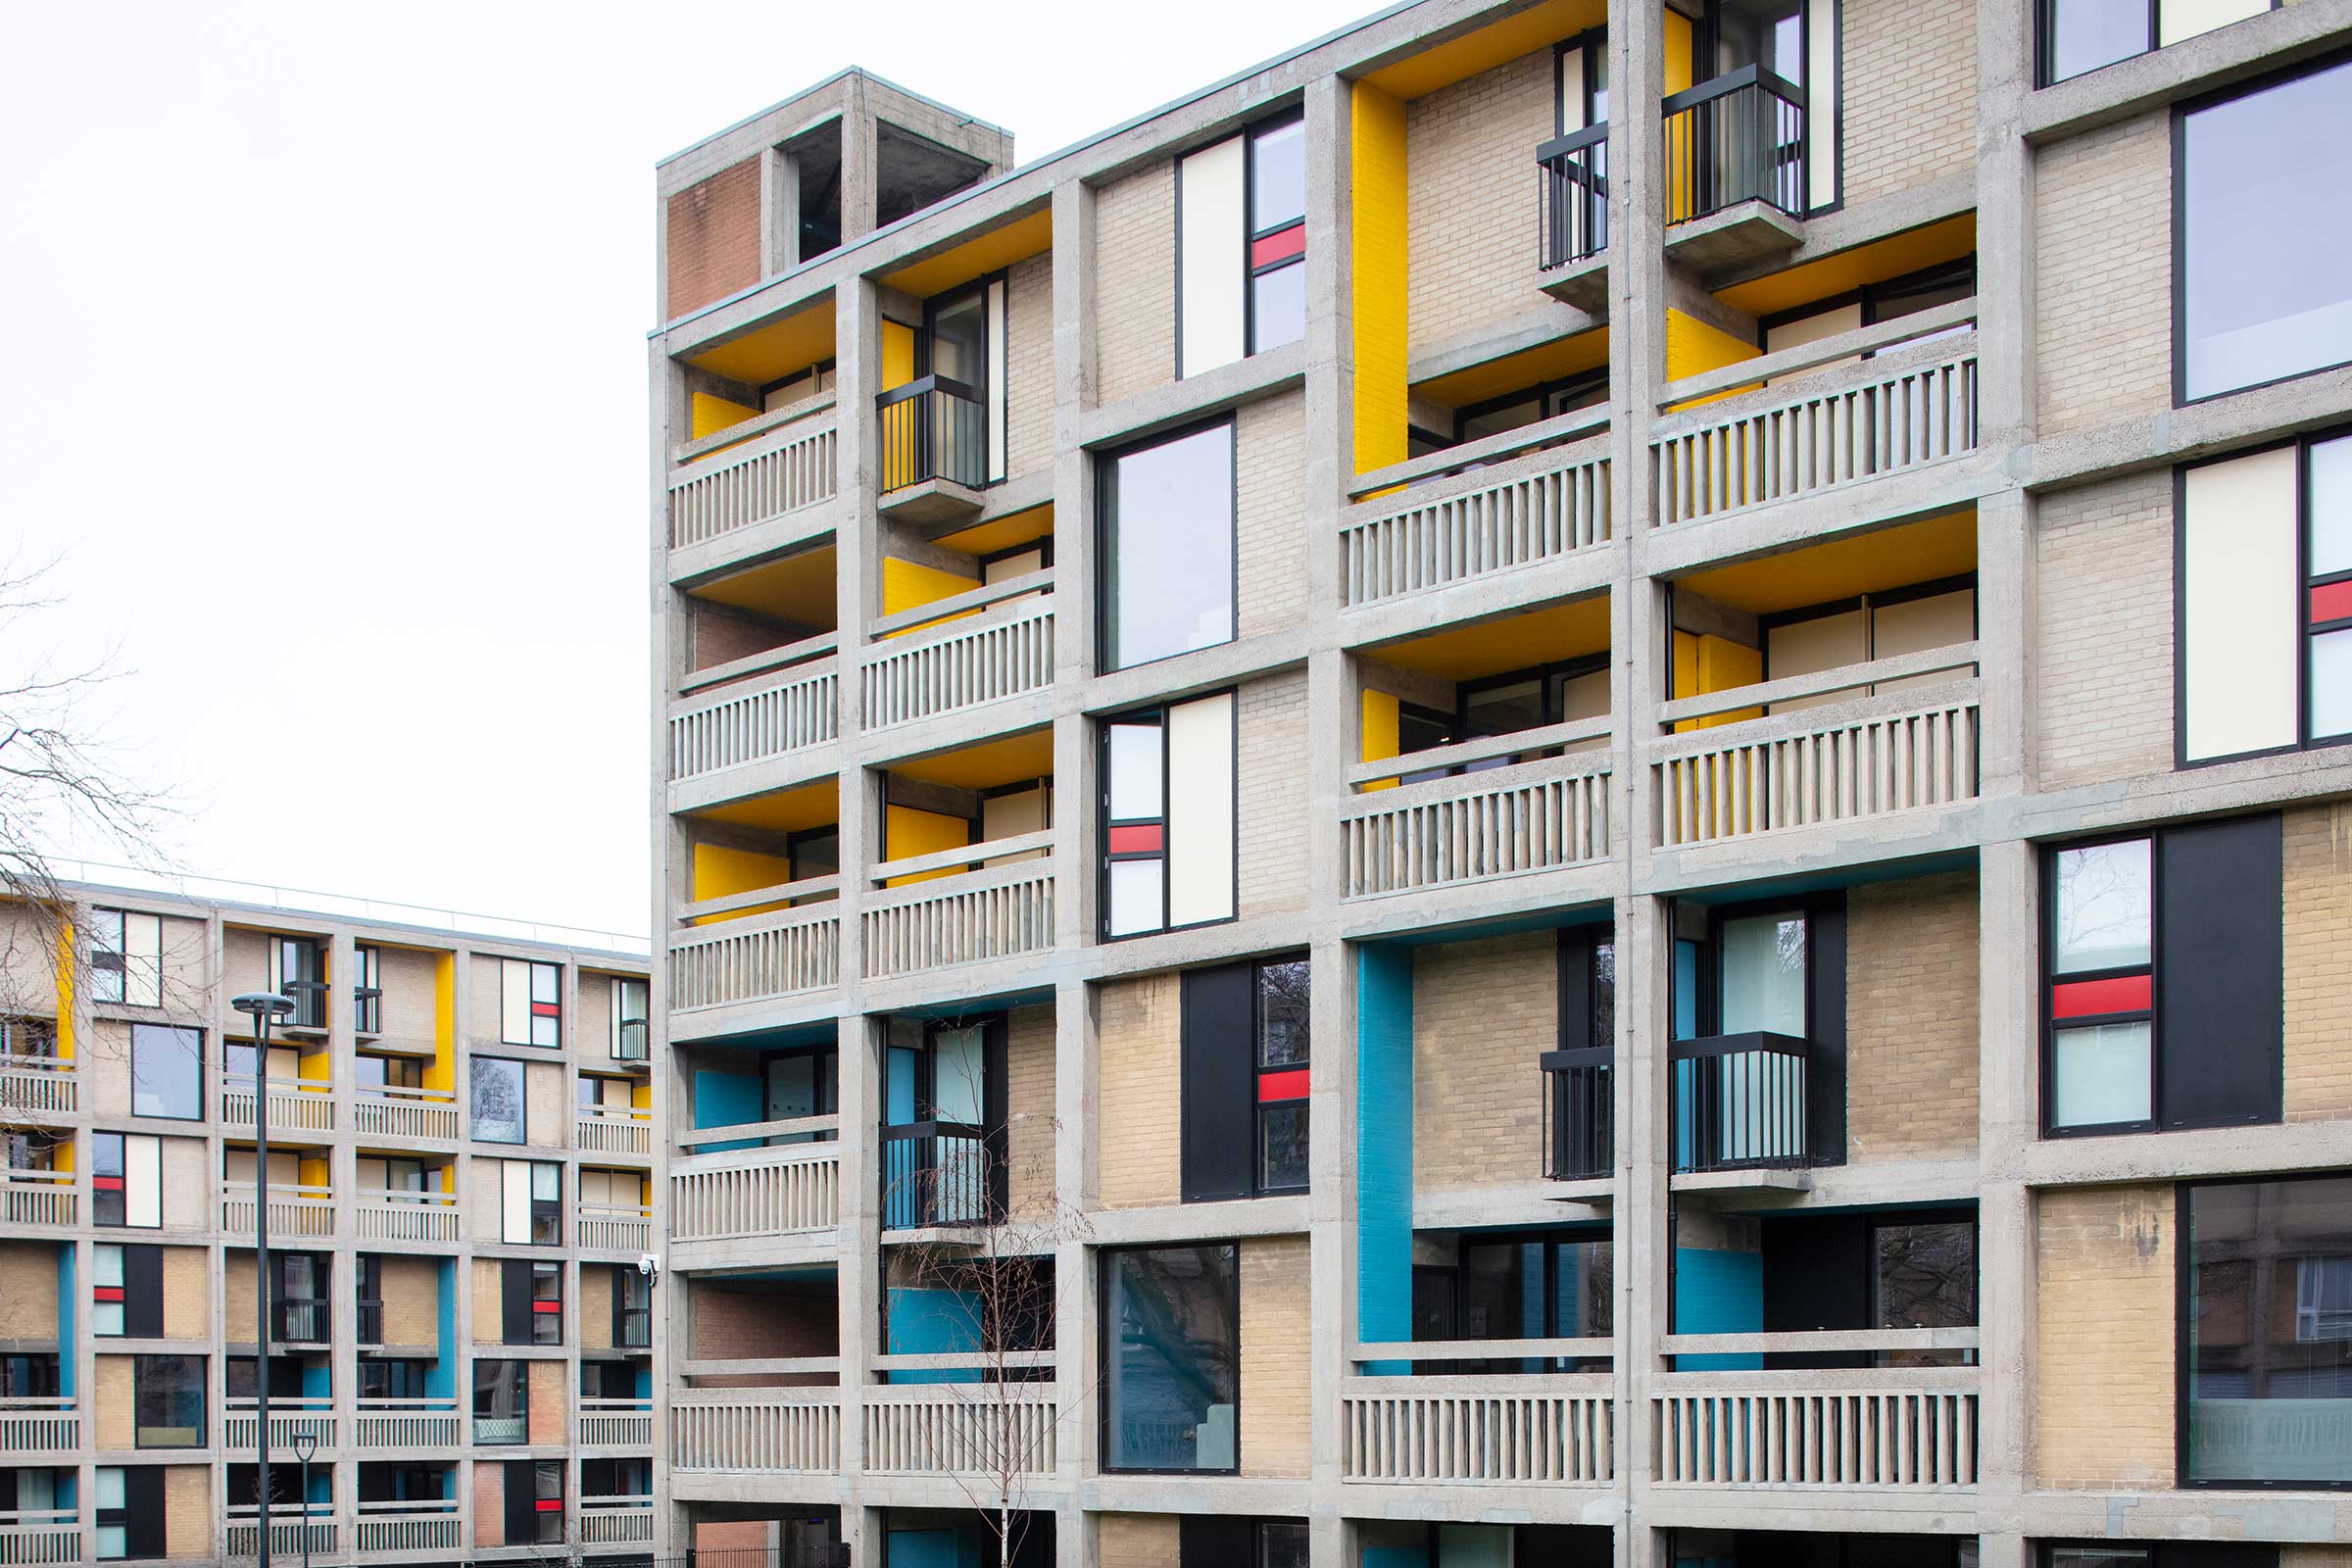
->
0, 1056, 74, 1117
580, 1501, 657, 1545
474, 1411, 527, 1446
670, 1128, 842, 1245
577, 1201, 653, 1251
357, 1298, 381, 1345
353, 1084, 460, 1143
1651, 1335, 1981, 1489
0, 1509, 77, 1565
274, 1295, 330, 1345
1538, 123, 1608, 268
355, 1396, 460, 1447
1342, 422, 1610, 609
1542, 1049, 1613, 1181
1662, 65, 1807, 226
615, 1017, 650, 1062
0, 1171, 74, 1228
0, 1400, 77, 1456
668, 657, 839, 784
880, 1121, 1001, 1231
1343, 728, 1612, 900
226, 1507, 334, 1562
877, 375, 986, 493
671, 1390, 842, 1473
353, 1187, 460, 1243
221, 1181, 336, 1239
862, 578, 1055, 730
667, 399, 838, 551
1343, 1343, 1616, 1485
354, 1500, 461, 1555
224, 1396, 334, 1451
668, 900, 842, 1013
1653, 664, 1981, 850
221, 1075, 335, 1134
1672, 1032, 1810, 1173
579, 1105, 654, 1157
579, 1396, 654, 1447
863, 1383, 1059, 1479
862, 844, 1054, 980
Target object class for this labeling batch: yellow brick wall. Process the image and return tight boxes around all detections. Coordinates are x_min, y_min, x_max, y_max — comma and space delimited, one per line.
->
1840, 0, 1977, 204
2282, 1549, 2352, 1568
160, 1135, 207, 1230
1845, 871, 1980, 1163
162, 1247, 207, 1340
1096, 162, 1175, 405
2035, 112, 2172, 435
473, 1459, 505, 1549
1413, 933, 1553, 1194
581, 1264, 613, 1350
468, 955, 504, 1042
1099, 1513, 1182, 1568
226, 1250, 257, 1340
2283, 803, 2352, 1121
471, 1155, 506, 1239
94, 1355, 132, 1448
1241, 1236, 1311, 1476
2034, 1185, 2176, 1489
1236, 392, 1307, 640
88, 1020, 130, 1118
2034, 469, 2175, 790
0, 1243, 56, 1331
473, 1257, 505, 1345
1238, 672, 1310, 922
1097, 973, 1182, 1208
1004, 1004, 1057, 1222
526, 1060, 565, 1148
380, 1254, 441, 1347
378, 945, 439, 1044
1004, 252, 1056, 480
1405, 47, 1553, 354
528, 1358, 566, 1445
164, 1465, 209, 1558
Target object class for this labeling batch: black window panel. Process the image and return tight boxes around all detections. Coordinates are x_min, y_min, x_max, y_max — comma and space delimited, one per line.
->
121, 1245, 162, 1340
2156, 814, 2283, 1129
1100, 1244, 1241, 1473
1181, 1516, 1252, 1567
502, 1260, 534, 1348
122, 1466, 166, 1560
503, 1458, 539, 1546
1803, 896, 1846, 1164
132, 1355, 204, 1447
1180, 965, 1256, 1203
1762, 1214, 1872, 1370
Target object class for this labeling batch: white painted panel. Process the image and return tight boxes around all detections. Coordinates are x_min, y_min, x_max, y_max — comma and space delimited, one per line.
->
1178, 137, 1247, 379
982, 784, 1051, 867
1873, 589, 1978, 696
501, 1159, 532, 1246
1767, 608, 1868, 711
123, 913, 163, 1007
1559, 668, 1611, 754
1807, 0, 1839, 211
500, 958, 530, 1046
2160, 0, 2270, 47
986, 277, 1008, 481
124, 1135, 161, 1228
1165, 693, 1236, 927
1764, 301, 1862, 386
1558, 48, 1587, 134
2183, 446, 2300, 760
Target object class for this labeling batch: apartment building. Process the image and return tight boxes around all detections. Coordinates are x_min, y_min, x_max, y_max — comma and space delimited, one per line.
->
0, 878, 655, 1565
646, 8, 2352, 1568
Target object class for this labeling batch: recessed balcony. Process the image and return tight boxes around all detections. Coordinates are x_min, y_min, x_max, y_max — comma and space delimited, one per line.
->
1537, 123, 1609, 310
866, 730, 1054, 981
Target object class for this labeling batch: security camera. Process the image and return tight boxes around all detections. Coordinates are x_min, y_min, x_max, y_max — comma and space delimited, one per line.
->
637, 1253, 661, 1285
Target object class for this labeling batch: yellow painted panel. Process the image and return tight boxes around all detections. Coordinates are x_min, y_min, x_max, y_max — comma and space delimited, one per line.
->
934, 503, 1055, 558
690, 392, 760, 442
1713, 216, 1979, 320
1351, 81, 1410, 479
884, 805, 970, 888
881, 559, 979, 638
1364, 0, 1607, 99
1665, 8, 1694, 93
687, 777, 841, 833
632, 1081, 652, 1111
686, 302, 837, 386
1361, 690, 1401, 794
1664, 309, 1762, 410
881, 207, 1053, 298
427, 955, 454, 1094
298, 1154, 330, 1189
50, 1137, 72, 1174
1412, 326, 1610, 412
1698, 636, 1763, 726
891, 727, 1056, 791
299, 1048, 329, 1083
882, 320, 916, 394
692, 843, 797, 925
51, 925, 72, 1061
688, 546, 838, 626
1676, 509, 1980, 614
1373, 595, 1611, 681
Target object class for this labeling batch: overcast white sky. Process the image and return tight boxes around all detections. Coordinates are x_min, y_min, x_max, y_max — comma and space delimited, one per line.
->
0, 0, 1372, 940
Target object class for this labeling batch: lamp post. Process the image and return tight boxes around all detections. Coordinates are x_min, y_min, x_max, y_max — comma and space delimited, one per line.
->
290, 1431, 316, 1568
231, 991, 293, 1568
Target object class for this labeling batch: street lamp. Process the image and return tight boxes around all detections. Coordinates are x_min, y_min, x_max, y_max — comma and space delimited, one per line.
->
231, 991, 293, 1568
290, 1431, 317, 1568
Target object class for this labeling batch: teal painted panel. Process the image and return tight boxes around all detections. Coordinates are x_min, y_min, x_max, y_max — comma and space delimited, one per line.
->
694, 1067, 763, 1152
53, 1246, 73, 1399
1674, 1247, 1762, 1370
886, 1286, 981, 1385
1357, 945, 1415, 1373
426, 1256, 455, 1398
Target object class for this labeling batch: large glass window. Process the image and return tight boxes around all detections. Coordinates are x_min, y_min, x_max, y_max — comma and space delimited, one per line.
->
132, 1355, 204, 1447
2185, 1174, 2352, 1487
2180, 56, 2352, 401
1102, 693, 1237, 939
500, 957, 562, 1049
471, 1056, 525, 1145
1101, 421, 1235, 671
89, 908, 162, 1008
473, 1359, 527, 1445
128, 1025, 201, 1121
2047, 838, 2155, 1130
1248, 116, 1306, 355
1102, 1244, 1241, 1473
2040, 0, 2149, 83
1872, 1220, 1977, 1367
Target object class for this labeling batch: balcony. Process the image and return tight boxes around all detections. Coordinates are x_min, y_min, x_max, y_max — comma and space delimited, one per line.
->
1661, 66, 1808, 270
221, 1075, 335, 1134
880, 1121, 999, 1232
1537, 123, 1608, 308
225, 1396, 335, 1451
668, 898, 842, 1016
221, 1181, 336, 1240
1672, 1033, 1813, 1178
579, 1396, 653, 1448
274, 1294, 331, 1346
352, 1188, 459, 1244
578, 1103, 654, 1157
1542, 1049, 1613, 1182
671, 1389, 841, 1474
474, 1411, 527, 1446
860, 571, 1055, 731
577, 1200, 654, 1252
226, 1506, 334, 1562
0, 1511, 77, 1565
354, 1500, 461, 1555
1342, 1338, 1616, 1485
864, 1380, 1059, 1480
862, 836, 1054, 981
0, 1054, 74, 1117
1342, 725, 1613, 901
667, 397, 839, 554
0, 1399, 77, 1457
668, 656, 840, 786
876, 375, 987, 524
670, 1122, 842, 1247
580, 1500, 657, 1546
614, 1016, 650, 1063
0, 1170, 74, 1228
1652, 1330, 1983, 1490
353, 1084, 460, 1143
354, 1397, 460, 1447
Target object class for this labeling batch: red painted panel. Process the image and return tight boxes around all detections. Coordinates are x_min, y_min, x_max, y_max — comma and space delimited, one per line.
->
2051, 973, 2152, 1019
1106, 823, 1164, 856
2312, 579, 2352, 625
1257, 1067, 1310, 1102
1250, 225, 1305, 268
531, 1002, 562, 1018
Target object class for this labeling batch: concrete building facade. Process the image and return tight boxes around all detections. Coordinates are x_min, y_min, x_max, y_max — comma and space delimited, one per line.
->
646, 8, 2352, 1568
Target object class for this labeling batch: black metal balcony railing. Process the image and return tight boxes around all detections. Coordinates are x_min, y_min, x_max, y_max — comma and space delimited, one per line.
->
352, 984, 382, 1036
615, 1018, 650, 1063
1661, 65, 1808, 226
283, 978, 328, 1032
1538, 123, 1609, 268
274, 1296, 330, 1345
616, 1306, 652, 1349
876, 375, 986, 493
356, 1299, 382, 1346
1540, 1047, 1613, 1180
879, 1120, 1002, 1230
1671, 1031, 1811, 1173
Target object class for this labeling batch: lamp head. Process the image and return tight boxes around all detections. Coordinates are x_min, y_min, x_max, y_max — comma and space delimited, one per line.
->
231, 992, 296, 1022
291, 1431, 316, 1462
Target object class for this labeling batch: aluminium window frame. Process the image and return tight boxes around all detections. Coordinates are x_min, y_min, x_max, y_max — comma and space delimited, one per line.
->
468, 1054, 528, 1146
1251, 954, 1312, 1198
127, 1023, 204, 1124
1752, 255, 1980, 347
1096, 688, 1242, 943
1450, 368, 1611, 446
1692, 0, 1845, 219
1094, 414, 1240, 675
1553, 26, 1611, 132
1096, 1240, 1245, 1477
130, 1353, 205, 1449
1752, 570, 1983, 691
2037, 828, 2161, 1138
1243, 109, 1307, 357
2036, 0, 2282, 87
352, 943, 382, 1036
914, 271, 1005, 491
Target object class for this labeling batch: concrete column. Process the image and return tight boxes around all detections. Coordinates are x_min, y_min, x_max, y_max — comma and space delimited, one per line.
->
762, 144, 803, 275
1976, 837, 2040, 1548
841, 80, 881, 245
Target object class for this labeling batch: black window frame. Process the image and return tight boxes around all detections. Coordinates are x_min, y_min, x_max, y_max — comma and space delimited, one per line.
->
2039, 1545, 2279, 1568
1097, 689, 1241, 943
1413, 1227, 1615, 1372
472, 1357, 528, 1446
2038, 0, 2281, 86
131, 1353, 205, 1449
615, 1265, 653, 1349
96, 1464, 165, 1561
1689, 0, 1844, 220
1243, 110, 1306, 357
1179, 954, 1311, 1203
127, 1023, 203, 1123
1097, 1241, 1244, 1476
1450, 367, 1611, 447
1095, 415, 1239, 675
357, 1356, 430, 1400
270, 934, 328, 1031
93, 1242, 163, 1339
1753, 255, 1981, 353
469, 1054, 526, 1146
